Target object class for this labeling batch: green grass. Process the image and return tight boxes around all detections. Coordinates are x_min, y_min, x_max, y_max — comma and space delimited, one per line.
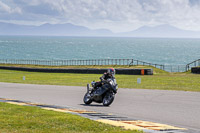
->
0, 102, 141, 133
0, 67, 200, 91
0, 64, 200, 91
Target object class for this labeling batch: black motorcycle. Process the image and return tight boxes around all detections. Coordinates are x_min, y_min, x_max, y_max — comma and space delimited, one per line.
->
83, 79, 117, 106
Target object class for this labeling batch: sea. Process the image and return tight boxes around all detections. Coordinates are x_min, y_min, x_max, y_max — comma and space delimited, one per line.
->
0, 36, 200, 66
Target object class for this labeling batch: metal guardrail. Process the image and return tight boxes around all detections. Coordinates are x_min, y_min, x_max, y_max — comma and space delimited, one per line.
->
0, 58, 164, 69
186, 59, 200, 71
163, 65, 186, 72
0, 59, 199, 72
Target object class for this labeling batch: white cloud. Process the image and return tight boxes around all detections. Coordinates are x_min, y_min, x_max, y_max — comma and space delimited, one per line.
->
0, 1, 10, 12
0, 1, 21, 13
1, 0, 200, 32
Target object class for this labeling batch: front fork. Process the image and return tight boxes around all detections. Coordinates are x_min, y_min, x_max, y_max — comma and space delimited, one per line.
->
87, 84, 90, 92
87, 84, 93, 93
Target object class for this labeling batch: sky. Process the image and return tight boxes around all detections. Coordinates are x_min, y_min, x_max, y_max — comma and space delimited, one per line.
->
1, 0, 200, 33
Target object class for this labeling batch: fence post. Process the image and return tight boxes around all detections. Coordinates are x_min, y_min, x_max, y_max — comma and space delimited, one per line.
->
171, 66, 173, 72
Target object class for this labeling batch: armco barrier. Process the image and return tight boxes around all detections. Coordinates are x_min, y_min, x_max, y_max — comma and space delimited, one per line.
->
191, 67, 200, 74
0, 66, 153, 75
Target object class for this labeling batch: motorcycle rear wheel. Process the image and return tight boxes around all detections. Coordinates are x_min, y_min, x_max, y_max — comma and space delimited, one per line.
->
83, 92, 92, 105
103, 92, 115, 106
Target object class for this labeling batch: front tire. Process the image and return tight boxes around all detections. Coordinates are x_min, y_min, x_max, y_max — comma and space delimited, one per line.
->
83, 92, 92, 105
103, 92, 115, 106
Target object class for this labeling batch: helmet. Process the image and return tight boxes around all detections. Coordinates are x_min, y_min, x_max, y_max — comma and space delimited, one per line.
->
107, 68, 115, 76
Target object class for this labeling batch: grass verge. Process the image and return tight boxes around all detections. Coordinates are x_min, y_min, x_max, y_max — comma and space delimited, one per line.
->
0, 65, 200, 92
0, 102, 141, 133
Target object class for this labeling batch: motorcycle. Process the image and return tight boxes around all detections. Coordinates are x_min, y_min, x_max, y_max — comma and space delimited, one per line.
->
83, 78, 117, 106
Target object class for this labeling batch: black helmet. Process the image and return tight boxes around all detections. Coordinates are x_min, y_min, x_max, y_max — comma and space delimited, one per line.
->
107, 68, 115, 76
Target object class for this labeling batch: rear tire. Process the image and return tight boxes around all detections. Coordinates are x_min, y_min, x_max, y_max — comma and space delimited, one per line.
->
103, 92, 115, 106
83, 92, 92, 105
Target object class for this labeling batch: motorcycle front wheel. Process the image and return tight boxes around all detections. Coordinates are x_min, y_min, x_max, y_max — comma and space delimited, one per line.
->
103, 92, 115, 106
83, 92, 92, 105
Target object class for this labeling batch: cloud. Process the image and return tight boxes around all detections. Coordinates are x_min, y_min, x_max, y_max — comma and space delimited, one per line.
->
0, 1, 21, 13
1, 0, 200, 32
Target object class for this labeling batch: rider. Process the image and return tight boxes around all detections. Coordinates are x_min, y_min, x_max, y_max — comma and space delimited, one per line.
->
100, 68, 115, 81
94, 68, 117, 93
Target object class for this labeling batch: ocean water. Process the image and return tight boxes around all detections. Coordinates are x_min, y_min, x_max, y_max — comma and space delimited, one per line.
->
0, 36, 200, 65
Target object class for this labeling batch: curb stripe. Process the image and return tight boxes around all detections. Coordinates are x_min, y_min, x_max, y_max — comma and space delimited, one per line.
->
96, 119, 145, 130
6, 101, 28, 106
119, 120, 186, 131
42, 107, 72, 113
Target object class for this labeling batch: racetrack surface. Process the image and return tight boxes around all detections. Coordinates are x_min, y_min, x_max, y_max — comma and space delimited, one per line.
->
0, 82, 199, 132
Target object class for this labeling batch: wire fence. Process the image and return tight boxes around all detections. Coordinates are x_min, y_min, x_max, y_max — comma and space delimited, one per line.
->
0, 58, 196, 72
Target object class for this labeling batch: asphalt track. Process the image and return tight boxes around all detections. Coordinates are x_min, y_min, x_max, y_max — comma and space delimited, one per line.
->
0, 82, 200, 132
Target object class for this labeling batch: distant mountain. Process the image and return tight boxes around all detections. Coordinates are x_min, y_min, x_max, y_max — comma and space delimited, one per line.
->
1, 22, 200, 38
121, 24, 200, 38
0, 22, 113, 36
